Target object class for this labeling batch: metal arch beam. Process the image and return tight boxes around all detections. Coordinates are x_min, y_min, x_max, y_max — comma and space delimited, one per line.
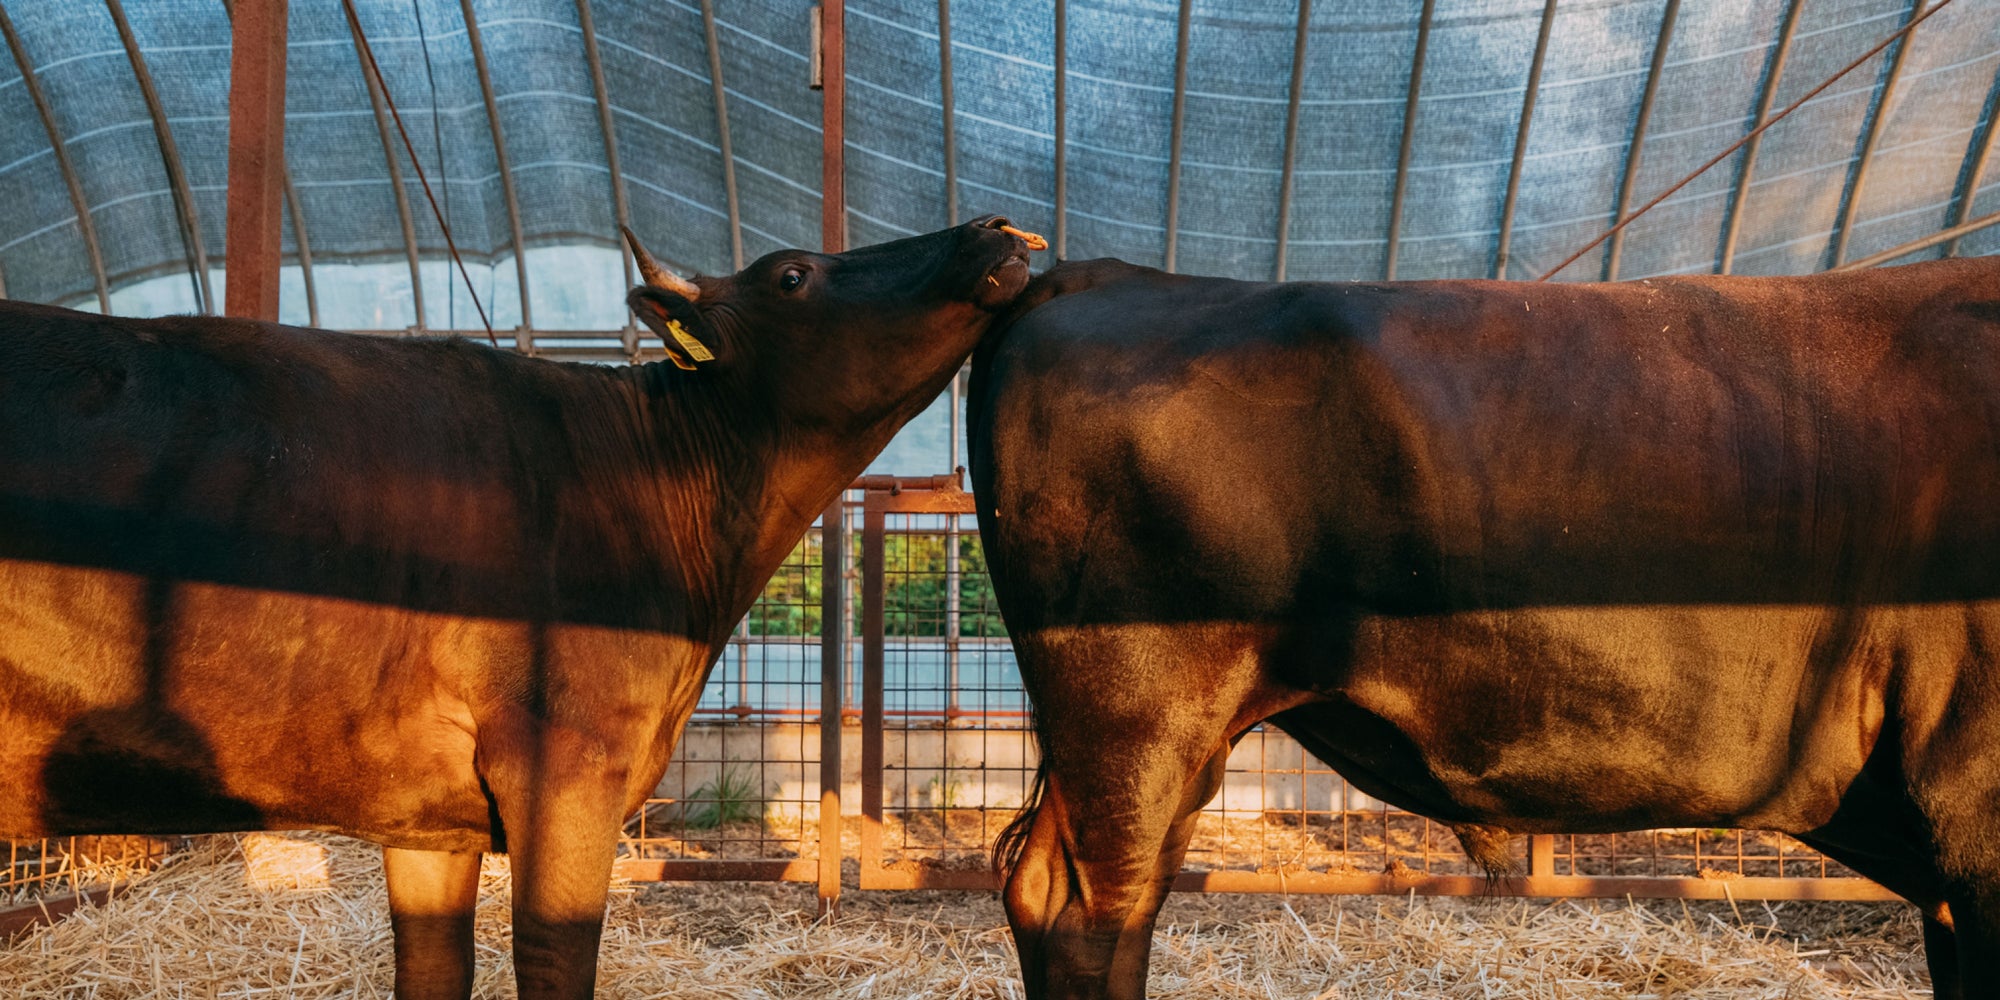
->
282, 171, 318, 327
1053, 0, 1067, 260
701, 0, 744, 271
938, 0, 958, 227
1718, 0, 1802, 276
1830, 206, 2000, 270
343, 2, 426, 329
1494, 0, 1557, 280
1383, 0, 1436, 281
1945, 57, 2000, 257
1603, 0, 1679, 281
1830, 0, 1927, 267
1273, 0, 1311, 281
460, 0, 533, 347
1161, 0, 1192, 273
106, 0, 211, 314
0, 7, 108, 312
572, 0, 635, 356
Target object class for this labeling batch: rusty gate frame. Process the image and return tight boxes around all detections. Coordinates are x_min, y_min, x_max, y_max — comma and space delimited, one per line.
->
854, 479, 1900, 903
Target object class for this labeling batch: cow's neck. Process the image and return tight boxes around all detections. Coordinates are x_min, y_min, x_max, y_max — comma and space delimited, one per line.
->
618, 360, 952, 647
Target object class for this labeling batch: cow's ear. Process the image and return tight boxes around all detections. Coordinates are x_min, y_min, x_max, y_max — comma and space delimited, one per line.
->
627, 286, 720, 371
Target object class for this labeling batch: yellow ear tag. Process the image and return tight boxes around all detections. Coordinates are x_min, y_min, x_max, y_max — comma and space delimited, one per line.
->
664, 319, 715, 363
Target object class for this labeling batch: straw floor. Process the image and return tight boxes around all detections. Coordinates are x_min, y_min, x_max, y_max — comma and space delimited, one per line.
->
2, 832, 1932, 998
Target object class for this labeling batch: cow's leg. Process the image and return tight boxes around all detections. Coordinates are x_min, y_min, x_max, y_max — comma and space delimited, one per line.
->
478, 715, 632, 1000
1000, 625, 1283, 1000
383, 846, 482, 1000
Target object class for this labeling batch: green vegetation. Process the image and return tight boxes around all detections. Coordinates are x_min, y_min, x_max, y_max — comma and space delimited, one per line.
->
681, 765, 764, 829
746, 530, 1008, 638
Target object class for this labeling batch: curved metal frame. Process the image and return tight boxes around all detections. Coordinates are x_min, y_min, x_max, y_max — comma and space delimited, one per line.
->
572, 0, 636, 356
281, 173, 319, 327
1161, 0, 1192, 273
1945, 57, 2000, 258
1052, 0, 1067, 260
1494, 0, 1558, 280
105, 0, 211, 313
344, 2, 426, 330
1830, 0, 1927, 267
1273, 0, 1311, 281
1718, 0, 1802, 276
460, 0, 533, 345
1603, 0, 1680, 281
701, 0, 744, 271
0, 7, 109, 312
1383, 0, 1436, 281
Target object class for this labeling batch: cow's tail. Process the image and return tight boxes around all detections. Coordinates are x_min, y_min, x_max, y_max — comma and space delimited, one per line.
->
992, 761, 1049, 882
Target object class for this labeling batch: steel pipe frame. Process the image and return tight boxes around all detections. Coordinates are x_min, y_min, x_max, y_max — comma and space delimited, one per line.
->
1493, 0, 1557, 280
1944, 57, 2000, 257
1602, 0, 1679, 282
817, 0, 847, 916
1273, 0, 1310, 281
106, 0, 211, 314
0, 7, 109, 312
1383, 0, 1436, 281
460, 0, 533, 349
1718, 0, 1803, 276
1829, 0, 1927, 268
1161, 0, 1192, 273
344, 2, 427, 329
1830, 205, 2000, 270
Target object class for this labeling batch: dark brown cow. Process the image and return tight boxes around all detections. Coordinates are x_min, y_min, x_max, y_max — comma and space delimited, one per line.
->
0, 218, 1033, 998
969, 255, 2000, 999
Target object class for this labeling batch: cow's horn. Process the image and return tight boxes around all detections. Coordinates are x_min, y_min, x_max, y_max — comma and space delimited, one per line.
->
621, 225, 701, 301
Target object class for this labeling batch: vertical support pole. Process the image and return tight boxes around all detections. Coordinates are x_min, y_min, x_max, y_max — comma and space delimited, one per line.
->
1384, 0, 1436, 281
1530, 834, 1555, 880
1718, 0, 1801, 275
1273, 0, 1311, 282
1603, 0, 1679, 282
1494, 0, 1557, 280
225, 0, 289, 321
857, 494, 886, 886
938, 0, 958, 227
816, 0, 846, 916
1052, 0, 1067, 260
1161, 0, 1192, 274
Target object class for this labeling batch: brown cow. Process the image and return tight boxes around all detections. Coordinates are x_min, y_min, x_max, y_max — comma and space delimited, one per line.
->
970, 255, 2000, 999
0, 217, 1033, 998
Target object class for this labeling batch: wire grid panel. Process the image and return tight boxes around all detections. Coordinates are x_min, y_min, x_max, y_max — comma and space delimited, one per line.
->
617, 520, 844, 881
855, 486, 1895, 900
2, 836, 169, 908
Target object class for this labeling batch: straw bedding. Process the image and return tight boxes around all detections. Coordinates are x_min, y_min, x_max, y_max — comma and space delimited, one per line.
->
2, 832, 1930, 998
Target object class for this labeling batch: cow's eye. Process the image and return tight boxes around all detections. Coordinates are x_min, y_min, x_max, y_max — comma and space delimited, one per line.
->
778, 266, 807, 293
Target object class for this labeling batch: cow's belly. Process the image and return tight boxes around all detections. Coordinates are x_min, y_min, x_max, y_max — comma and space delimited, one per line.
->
1323, 603, 1912, 834
0, 560, 495, 847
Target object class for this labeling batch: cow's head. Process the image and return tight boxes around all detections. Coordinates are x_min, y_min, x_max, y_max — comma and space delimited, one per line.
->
622, 217, 1032, 432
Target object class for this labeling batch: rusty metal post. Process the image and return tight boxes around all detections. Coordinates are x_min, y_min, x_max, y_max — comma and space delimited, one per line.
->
225, 0, 289, 321
814, 0, 847, 919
